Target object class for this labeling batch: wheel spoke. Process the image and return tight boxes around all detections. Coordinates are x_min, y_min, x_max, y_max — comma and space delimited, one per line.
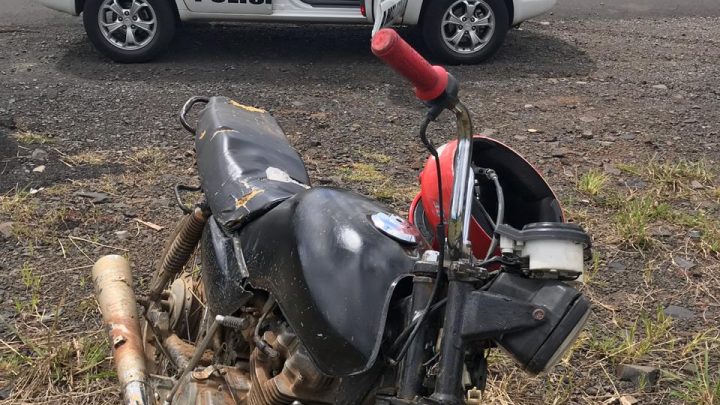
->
134, 19, 154, 33
103, 21, 124, 33
105, 0, 124, 16
448, 28, 466, 46
468, 30, 484, 47
473, 14, 491, 27
129, 0, 143, 16
124, 26, 137, 46
444, 10, 463, 26
464, 0, 477, 19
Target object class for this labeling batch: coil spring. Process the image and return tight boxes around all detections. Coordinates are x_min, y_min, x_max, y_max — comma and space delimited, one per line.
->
149, 207, 207, 300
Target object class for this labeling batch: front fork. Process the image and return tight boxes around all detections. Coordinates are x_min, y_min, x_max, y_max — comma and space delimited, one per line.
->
397, 103, 478, 404
432, 102, 477, 404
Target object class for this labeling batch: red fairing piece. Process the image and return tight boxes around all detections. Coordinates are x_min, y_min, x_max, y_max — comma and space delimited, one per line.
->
414, 139, 495, 258
409, 136, 565, 260
371, 28, 449, 101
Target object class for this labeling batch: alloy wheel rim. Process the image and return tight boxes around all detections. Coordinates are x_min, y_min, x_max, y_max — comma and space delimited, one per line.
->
441, 0, 495, 55
98, 0, 157, 51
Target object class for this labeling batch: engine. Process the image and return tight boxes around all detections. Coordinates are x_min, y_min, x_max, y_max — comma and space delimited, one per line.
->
147, 273, 338, 405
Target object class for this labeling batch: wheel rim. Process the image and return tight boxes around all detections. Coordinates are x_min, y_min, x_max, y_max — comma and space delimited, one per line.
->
98, 0, 157, 51
441, 0, 495, 55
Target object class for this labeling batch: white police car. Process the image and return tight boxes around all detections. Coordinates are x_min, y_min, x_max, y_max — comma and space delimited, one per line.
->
36, 0, 555, 63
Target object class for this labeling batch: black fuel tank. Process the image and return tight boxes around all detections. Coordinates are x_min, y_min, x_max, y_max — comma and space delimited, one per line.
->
239, 187, 418, 376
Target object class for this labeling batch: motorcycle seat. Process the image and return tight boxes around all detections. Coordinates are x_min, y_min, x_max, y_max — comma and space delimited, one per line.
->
194, 97, 311, 230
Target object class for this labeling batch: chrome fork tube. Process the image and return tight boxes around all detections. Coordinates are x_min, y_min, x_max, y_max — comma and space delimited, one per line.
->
446, 102, 474, 261
430, 102, 476, 404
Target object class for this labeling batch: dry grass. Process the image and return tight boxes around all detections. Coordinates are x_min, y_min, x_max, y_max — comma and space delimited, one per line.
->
66, 151, 109, 166
0, 316, 115, 405
11, 131, 54, 145
337, 162, 418, 206
2, 150, 719, 404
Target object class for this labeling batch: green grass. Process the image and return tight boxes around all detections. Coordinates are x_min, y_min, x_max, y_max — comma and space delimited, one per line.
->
587, 307, 674, 364
577, 169, 608, 197
614, 196, 671, 249
671, 348, 720, 405
20, 262, 41, 312
618, 159, 715, 195
669, 210, 720, 254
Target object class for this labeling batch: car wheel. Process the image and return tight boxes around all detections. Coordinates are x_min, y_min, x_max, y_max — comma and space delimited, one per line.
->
421, 0, 509, 64
83, 0, 176, 63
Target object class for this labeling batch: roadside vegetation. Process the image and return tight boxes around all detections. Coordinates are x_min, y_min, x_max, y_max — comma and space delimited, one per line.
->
3, 138, 717, 404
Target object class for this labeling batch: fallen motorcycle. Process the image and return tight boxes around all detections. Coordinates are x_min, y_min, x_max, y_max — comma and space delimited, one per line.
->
92, 28, 592, 405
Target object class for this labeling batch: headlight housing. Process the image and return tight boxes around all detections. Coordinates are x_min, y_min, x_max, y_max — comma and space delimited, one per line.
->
485, 272, 590, 374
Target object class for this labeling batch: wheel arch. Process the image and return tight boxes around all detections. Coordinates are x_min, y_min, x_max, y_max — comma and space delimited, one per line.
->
415, 0, 514, 27
77, 0, 182, 19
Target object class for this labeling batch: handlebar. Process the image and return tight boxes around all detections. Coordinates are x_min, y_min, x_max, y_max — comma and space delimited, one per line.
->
372, 28, 473, 262
371, 28, 449, 102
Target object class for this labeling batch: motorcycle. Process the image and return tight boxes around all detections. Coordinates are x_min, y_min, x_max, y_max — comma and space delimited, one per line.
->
91, 28, 592, 405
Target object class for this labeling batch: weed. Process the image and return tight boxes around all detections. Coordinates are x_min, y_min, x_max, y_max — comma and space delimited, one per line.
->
0, 189, 37, 223
371, 184, 417, 204
670, 210, 720, 254
621, 308, 673, 361
642, 260, 656, 284
582, 252, 602, 286
67, 150, 108, 166
646, 159, 714, 192
619, 158, 716, 195
20, 262, 41, 312
614, 196, 670, 249
671, 347, 720, 405
682, 329, 720, 358
0, 326, 112, 402
360, 151, 392, 164
339, 162, 384, 183
577, 169, 608, 197
588, 307, 674, 363
131, 147, 168, 173
12, 131, 54, 145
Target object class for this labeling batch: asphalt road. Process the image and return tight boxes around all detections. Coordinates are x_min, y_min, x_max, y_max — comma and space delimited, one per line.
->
1, 0, 719, 27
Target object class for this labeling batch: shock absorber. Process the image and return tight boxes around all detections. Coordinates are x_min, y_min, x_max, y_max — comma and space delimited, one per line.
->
148, 206, 208, 301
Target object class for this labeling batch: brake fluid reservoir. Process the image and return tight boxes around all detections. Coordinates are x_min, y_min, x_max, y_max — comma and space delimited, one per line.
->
523, 239, 585, 276
496, 222, 591, 280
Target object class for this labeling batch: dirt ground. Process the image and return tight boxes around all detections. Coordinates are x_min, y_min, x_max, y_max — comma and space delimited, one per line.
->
1, 11, 719, 405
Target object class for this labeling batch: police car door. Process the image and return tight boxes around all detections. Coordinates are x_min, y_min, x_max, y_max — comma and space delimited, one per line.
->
185, 0, 272, 15
371, 0, 408, 35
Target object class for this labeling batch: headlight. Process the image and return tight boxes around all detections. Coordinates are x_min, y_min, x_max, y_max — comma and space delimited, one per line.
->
486, 272, 591, 374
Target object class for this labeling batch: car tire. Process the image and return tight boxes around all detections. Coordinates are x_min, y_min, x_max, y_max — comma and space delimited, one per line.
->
421, 0, 509, 64
83, 0, 176, 63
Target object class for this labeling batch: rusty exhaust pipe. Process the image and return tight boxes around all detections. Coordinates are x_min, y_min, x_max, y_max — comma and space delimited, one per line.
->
93, 255, 150, 405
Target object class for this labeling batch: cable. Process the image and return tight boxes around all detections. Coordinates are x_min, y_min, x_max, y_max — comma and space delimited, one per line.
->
483, 169, 505, 261
254, 298, 279, 358
389, 297, 448, 356
388, 114, 448, 365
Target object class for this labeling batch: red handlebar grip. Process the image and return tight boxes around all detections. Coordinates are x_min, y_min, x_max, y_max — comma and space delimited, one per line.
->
372, 28, 449, 101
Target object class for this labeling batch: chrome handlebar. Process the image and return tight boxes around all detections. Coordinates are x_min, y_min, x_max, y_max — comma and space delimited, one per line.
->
446, 102, 475, 262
